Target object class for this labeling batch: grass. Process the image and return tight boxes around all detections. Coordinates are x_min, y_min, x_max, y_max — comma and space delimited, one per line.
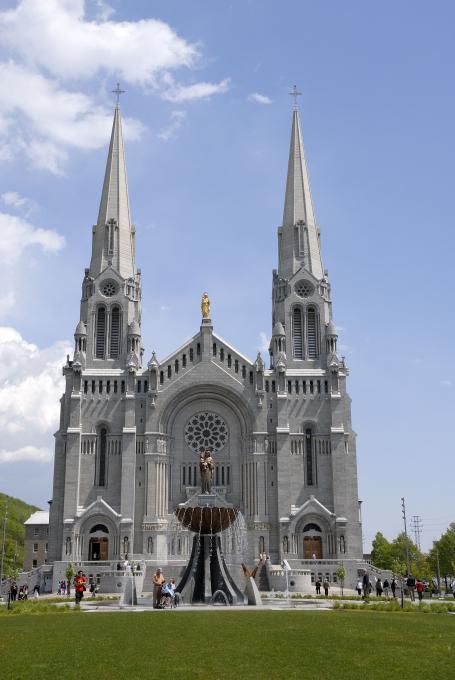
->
0, 595, 119, 616
334, 599, 455, 613
0, 610, 454, 679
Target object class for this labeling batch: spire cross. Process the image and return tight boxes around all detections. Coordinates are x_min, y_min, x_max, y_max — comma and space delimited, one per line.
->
289, 85, 302, 110
112, 82, 125, 105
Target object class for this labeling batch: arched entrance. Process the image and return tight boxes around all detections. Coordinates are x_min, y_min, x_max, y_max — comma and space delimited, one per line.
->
302, 523, 323, 559
88, 524, 109, 561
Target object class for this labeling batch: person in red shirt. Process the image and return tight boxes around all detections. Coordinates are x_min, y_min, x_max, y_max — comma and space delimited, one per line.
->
416, 579, 425, 602
74, 570, 87, 606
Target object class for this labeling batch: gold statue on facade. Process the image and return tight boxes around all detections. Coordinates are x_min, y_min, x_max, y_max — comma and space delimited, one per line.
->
201, 292, 210, 319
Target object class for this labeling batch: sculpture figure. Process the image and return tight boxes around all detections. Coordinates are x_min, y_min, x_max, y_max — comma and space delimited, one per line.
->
201, 292, 210, 319
199, 450, 214, 493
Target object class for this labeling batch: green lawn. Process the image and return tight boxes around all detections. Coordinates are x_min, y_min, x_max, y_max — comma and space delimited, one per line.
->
0, 610, 454, 679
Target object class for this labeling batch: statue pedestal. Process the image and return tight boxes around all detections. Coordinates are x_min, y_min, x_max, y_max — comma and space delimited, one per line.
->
176, 534, 245, 605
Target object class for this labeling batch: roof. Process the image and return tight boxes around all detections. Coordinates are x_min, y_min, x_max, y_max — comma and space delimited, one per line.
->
326, 320, 338, 335
90, 104, 135, 279
75, 320, 87, 335
24, 510, 49, 525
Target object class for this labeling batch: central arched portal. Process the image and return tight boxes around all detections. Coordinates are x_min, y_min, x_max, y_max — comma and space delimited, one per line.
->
161, 386, 254, 513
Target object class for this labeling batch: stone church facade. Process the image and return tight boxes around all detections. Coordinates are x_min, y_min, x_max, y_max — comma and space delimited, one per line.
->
48, 101, 363, 579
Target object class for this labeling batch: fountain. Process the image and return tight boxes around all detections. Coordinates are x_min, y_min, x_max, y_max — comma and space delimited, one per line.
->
175, 450, 246, 605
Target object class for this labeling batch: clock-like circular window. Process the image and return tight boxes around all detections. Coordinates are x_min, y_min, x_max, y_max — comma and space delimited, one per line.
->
184, 412, 228, 454
295, 280, 314, 298
101, 280, 118, 297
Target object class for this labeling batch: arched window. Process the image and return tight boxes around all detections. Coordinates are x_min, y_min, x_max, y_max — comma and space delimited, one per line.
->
283, 536, 289, 553
89, 524, 109, 534
292, 307, 304, 359
98, 428, 107, 486
305, 428, 314, 486
303, 523, 322, 533
110, 306, 121, 358
95, 306, 106, 358
259, 536, 265, 554
147, 536, 153, 554
307, 307, 319, 359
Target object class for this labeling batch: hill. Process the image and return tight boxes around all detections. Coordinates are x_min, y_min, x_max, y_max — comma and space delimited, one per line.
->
0, 492, 40, 578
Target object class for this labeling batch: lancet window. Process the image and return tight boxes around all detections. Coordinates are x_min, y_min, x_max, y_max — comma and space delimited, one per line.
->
110, 306, 121, 358
95, 306, 106, 358
305, 427, 314, 486
291, 305, 320, 359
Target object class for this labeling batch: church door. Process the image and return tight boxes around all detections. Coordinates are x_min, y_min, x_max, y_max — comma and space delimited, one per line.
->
303, 536, 322, 559
89, 537, 108, 561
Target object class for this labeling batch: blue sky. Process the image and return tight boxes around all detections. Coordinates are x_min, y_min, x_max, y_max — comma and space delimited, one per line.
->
0, 0, 453, 551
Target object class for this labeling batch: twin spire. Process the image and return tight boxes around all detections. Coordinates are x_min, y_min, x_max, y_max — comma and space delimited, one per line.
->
90, 99, 135, 280
281, 104, 324, 280
90, 88, 323, 283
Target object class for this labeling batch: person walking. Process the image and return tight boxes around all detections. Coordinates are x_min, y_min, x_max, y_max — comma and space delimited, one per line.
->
10, 582, 18, 602
391, 577, 397, 598
356, 579, 362, 596
33, 584, 40, 599
73, 570, 87, 606
416, 579, 425, 602
376, 578, 383, 597
406, 574, 416, 602
152, 568, 165, 609
451, 579, 455, 599
315, 579, 321, 595
323, 579, 330, 597
383, 578, 390, 597
362, 571, 370, 599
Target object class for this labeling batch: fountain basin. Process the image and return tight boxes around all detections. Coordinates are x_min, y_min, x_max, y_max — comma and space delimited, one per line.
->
175, 506, 238, 534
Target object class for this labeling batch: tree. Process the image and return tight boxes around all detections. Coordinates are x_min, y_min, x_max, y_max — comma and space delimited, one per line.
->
65, 563, 74, 596
428, 523, 455, 591
336, 564, 346, 596
371, 532, 393, 569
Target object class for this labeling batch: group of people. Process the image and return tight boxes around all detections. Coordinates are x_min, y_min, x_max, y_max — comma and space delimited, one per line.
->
314, 579, 330, 596
57, 580, 71, 596
357, 572, 447, 601
356, 574, 400, 598
116, 559, 142, 573
152, 568, 180, 608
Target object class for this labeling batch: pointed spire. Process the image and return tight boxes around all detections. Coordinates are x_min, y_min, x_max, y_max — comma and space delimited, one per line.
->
90, 101, 135, 279
280, 105, 323, 280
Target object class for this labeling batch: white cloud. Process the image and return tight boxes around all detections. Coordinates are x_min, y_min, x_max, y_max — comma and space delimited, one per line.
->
259, 331, 270, 353
158, 110, 187, 141
0, 446, 52, 464
1, 191, 28, 208
0, 291, 16, 318
440, 379, 452, 387
162, 78, 230, 103
0, 2, 229, 170
0, 1, 199, 84
0, 327, 71, 445
248, 92, 272, 105
0, 61, 145, 173
0, 211, 65, 263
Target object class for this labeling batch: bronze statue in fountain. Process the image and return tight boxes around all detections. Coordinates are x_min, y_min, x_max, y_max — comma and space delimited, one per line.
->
174, 449, 244, 605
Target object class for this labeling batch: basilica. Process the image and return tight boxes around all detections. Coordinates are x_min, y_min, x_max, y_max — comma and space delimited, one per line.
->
47, 98, 363, 586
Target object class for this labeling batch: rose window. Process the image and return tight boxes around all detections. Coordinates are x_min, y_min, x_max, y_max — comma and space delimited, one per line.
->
184, 412, 228, 454
101, 280, 117, 297
295, 280, 314, 298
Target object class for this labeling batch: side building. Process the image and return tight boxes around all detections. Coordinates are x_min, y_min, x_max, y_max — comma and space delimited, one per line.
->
23, 511, 49, 571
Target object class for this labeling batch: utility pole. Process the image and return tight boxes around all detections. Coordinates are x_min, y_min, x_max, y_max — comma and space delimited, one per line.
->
410, 515, 423, 551
401, 497, 410, 576
435, 548, 441, 594
0, 501, 8, 599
